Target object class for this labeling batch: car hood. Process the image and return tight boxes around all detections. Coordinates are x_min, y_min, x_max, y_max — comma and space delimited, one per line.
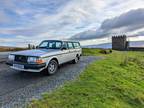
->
11, 49, 59, 57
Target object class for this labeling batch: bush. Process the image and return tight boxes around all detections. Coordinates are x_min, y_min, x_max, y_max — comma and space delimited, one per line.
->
99, 49, 112, 54
120, 56, 144, 69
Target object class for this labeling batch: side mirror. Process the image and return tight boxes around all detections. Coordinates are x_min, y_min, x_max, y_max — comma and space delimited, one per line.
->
36, 46, 39, 49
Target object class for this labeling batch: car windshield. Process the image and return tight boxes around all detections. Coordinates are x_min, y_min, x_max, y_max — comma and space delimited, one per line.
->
39, 41, 62, 49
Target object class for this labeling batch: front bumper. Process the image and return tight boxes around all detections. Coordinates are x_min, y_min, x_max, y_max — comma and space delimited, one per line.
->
6, 61, 46, 72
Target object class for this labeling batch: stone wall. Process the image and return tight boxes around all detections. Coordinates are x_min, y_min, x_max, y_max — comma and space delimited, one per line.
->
129, 47, 144, 51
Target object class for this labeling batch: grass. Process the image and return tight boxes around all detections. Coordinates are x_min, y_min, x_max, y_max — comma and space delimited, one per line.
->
28, 48, 144, 108
82, 48, 102, 56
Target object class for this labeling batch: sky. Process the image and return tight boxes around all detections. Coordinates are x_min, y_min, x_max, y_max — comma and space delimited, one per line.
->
0, 0, 144, 47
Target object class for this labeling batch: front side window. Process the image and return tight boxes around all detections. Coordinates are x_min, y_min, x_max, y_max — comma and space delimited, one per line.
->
67, 42, 74, 49
39, 41, 62, 49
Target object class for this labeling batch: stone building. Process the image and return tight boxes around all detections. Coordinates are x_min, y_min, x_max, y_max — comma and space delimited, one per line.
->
112, 35, 129, 50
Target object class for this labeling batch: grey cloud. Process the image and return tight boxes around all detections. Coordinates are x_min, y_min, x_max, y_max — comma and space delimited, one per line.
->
0, 20, 74, 37
0, 27, 44, 36
0, 10, 11, 23
71, 8, 144, 40
101, 8, 144, 31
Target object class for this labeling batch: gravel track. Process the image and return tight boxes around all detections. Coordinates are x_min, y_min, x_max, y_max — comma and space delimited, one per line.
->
0, 56, 101, 108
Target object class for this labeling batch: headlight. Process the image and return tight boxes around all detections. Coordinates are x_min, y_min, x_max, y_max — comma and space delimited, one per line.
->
28, 57, 45, 64
8, 55, 15, 61
28, 57, 37, 63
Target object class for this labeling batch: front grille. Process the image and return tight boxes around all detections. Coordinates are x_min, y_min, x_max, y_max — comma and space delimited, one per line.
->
14, 55, 28, 63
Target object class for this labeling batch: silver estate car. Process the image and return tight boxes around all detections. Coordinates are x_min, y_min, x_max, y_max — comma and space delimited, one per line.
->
7, 40, 82, 75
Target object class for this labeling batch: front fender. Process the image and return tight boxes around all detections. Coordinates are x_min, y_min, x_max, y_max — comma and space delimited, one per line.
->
43, 56, 59, 67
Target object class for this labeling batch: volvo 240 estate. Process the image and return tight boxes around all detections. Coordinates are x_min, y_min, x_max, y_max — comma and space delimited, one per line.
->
7, 40, 82, 75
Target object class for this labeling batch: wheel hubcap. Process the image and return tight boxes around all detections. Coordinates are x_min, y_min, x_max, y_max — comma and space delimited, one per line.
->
75, 57, 78, 63
49, 64, 55, 72
48, 62, 57, 73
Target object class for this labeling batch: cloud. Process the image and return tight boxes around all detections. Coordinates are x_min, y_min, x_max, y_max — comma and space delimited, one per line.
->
0, 10, 11, 23
71, 8, 144, 40
0, 0, 107, 38
1, 0, 144, 46
101, 8, 144, 31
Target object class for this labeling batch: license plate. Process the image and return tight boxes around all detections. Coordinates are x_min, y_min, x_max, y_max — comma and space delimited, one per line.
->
13, 64, 24, 69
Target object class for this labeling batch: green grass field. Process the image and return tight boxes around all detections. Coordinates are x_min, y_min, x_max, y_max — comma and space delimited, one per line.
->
28, 49, 144, 108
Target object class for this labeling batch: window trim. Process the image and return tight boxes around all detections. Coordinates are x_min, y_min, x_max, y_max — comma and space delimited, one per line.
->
67, 42, 74, 49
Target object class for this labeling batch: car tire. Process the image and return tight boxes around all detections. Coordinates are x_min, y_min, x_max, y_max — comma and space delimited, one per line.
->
42, 59, 58, 75
72, 56, 80, 64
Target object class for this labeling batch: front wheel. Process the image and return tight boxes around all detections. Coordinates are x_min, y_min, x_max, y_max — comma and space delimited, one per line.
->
44, 60, 58, 75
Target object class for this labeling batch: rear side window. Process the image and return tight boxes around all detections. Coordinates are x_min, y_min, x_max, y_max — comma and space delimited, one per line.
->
67, 42, 74, 49
73, 42, 80, 48
56, 42, 62, 48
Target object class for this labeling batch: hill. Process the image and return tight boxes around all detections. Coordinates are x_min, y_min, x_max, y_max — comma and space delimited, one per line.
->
0, 46, 27, 52
83, 41, 144, 49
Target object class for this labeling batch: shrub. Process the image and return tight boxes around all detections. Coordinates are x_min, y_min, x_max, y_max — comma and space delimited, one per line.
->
99, 49, 112, 54
120, 56, 144, 68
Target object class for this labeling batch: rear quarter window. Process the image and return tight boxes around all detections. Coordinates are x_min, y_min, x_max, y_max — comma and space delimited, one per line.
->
73, 42, 80, 48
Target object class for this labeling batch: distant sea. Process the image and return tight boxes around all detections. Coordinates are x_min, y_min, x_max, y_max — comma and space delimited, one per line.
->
83, 41, 144, 49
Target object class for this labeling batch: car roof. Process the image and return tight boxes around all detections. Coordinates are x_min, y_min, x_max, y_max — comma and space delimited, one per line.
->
42, 40, 80, 43
63, 40, 80, 43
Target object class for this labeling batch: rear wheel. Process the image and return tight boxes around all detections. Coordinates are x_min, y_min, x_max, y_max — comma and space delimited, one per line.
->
73, 55, 80, 64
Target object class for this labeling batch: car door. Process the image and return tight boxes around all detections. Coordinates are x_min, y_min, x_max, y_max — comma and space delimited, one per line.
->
59, 42, 70, 64
67, 42, 76, 61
